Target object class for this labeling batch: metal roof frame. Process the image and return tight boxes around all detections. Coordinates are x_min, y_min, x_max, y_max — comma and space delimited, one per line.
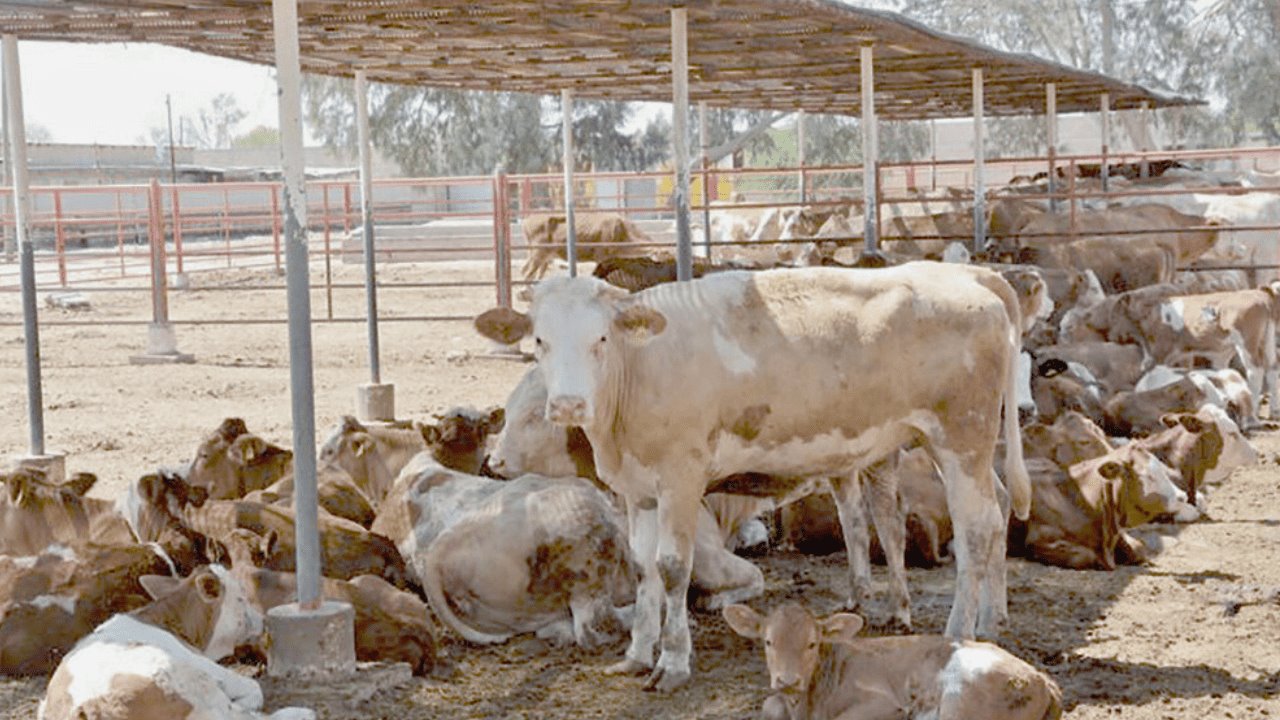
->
0, 0, 1199, 119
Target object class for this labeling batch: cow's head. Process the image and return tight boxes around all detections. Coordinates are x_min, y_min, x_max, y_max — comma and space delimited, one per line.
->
475, 277, 667, 427
1193, 405, 1257, 484
723, 602, 862, 699
422, 406, 505, 475
1091, 446, 1193, 526
486, 368, 595, 480
138, 564, 262, 660
188, 418, 292, 500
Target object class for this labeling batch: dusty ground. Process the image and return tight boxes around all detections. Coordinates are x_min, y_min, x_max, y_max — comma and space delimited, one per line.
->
2, 256, 1279, 719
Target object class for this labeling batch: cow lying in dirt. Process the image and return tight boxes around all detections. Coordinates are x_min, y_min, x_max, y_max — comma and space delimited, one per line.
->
372, 455, 633, 648
39, 564, 313, 720
723, 602, 1062, 720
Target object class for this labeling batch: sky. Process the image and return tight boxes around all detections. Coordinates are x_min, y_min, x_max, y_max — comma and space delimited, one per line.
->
13, 41, 281, 146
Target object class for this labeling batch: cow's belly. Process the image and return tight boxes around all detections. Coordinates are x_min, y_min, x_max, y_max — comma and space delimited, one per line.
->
708, 410, 934, 479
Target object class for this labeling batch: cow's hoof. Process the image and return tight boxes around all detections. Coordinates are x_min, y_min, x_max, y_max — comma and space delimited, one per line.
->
642, 665, 690, 693
603, 658, 649, 676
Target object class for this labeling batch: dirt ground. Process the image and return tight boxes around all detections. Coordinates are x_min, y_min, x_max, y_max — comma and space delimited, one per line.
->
2, 256, 1279, 719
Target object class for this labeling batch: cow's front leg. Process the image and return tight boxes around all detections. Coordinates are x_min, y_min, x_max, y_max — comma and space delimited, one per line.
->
645, 483, 702, 693
862, 460, 910, 631
605, 500, 661, 676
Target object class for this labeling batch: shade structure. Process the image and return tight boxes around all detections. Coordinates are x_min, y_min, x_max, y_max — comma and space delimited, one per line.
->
0, 0, 1197, 119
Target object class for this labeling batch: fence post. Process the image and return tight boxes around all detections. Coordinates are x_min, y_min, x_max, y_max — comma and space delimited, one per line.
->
342, 183, 352, 235
222, 187, 231, 268
1068, 159, 1078, 237
114, 189, 125, 277
53, 189, 67, 286
493, 167, 512, 309
322, 184, 333, 320
169, 185, 185, 277
129, 180, 191, 363
270, 184, 282, 272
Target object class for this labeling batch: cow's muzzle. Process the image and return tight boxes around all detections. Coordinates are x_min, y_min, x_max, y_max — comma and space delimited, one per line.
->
547, 396, 590, 426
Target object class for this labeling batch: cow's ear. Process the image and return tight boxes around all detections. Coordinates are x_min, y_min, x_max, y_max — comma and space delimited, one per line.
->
6, 474, 28, 505
722, 604, 764, 639
613, 303, 667, 342
1159, 413, 1181, 429
486, 407, 506, 433
195, 571, 223, 603
1098, 461, 1125, 480
420, 424, 441, 447
262, 530, 280, 557
188, 485, 210, 508
217, 417, 248, 443
818, 613, 864, 645
63, 472, 97, 497
138, 473, 166, 503
351, 435, 373, 458
139, 574, 181, 600
231, 436, 266, 466
475, 307, 532, 345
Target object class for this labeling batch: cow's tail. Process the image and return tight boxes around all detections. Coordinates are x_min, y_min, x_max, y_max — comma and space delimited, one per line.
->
421, 550, 512, 645
977, 271, 1032, 521
1041, 677, 1065, 720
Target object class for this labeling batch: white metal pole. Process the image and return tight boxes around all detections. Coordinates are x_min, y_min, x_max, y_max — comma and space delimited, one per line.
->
797, 109, 806, 204
860, 44, 877, 255
3, 35, 44, 457
1, 62, 11, 261
699, 100, 712, 260
354, 70, 381, 385
972, 67, 986, 255
671, 6, 693, 281
560, 88, 577, 277
271, 0, 321, 609
1046, 83, 1057, 213
1100, 93, 1110, 192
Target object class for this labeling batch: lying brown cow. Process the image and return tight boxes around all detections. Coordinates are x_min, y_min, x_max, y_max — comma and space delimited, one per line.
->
1014, 444, 1197, 570
1103, 376, 1221, 437
724, 602, 1062, 720
0, 542, 174, 675
186, 418, 293, 500
223, 530, 436, 675
520, 212, 652, 281
1021, 411, 1112, 469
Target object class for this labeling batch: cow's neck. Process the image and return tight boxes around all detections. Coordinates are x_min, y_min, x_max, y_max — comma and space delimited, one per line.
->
797, 643, 854, 720
132, 588, 217, 652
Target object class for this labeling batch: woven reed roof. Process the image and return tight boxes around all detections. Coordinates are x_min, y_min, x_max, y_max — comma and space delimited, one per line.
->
0, 0, 1199, 119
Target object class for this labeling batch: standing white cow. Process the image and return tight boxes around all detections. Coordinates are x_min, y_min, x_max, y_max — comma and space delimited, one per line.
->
475, 264, 1029, 691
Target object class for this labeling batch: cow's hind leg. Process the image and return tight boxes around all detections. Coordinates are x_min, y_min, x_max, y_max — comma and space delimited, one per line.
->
862, 459, 911, 630
828, 470, 873, 615
690, 504, 764, 610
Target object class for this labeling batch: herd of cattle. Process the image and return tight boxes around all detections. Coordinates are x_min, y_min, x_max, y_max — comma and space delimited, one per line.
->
3, 164, 1279, 718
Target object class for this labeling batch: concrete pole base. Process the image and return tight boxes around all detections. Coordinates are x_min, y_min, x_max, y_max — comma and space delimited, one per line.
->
266, 601, 356, 680
12, 452, 66, 483
130, 322, 195, 365
356, 382, 395, 423
169, 272, 190, 291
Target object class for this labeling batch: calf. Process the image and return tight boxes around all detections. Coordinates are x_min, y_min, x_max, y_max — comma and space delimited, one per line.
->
39, 565, 313, 720
723, 602, 1062, 720
1015, 444, 1196, 571
1028, 357, 1108, 427
421, 406, 505, 476
186, 418, 293, 500
520, 212, 652, 281
1104, 376, 1220, 437
373, 456, 632, 648
1, 542, 174, 675
2, 469, 140, 555
1136, 365, 1256, 430
1021, 411, 1112, 469
1133, 408, 1254, 505
223, 531, 436, 676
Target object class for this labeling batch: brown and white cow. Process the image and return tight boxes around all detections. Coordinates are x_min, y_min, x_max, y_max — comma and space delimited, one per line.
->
371, 455, 633, 648
1, 542, 174, 675
1133, 406, 1257, 504
186, 418, 293, 501
520, 212, 653, 281
1021, 411, 1112, 469
221, 530, 436, 676
475, 264, 1030, 690
39, 564, 313, 720
723, 602, 1062, 720
1015, 443, 1197, 571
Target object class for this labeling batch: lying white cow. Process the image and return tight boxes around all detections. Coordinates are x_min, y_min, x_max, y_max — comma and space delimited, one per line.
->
372, 456, 633, 648
40, 565, 312, 720
476, 264, 1030, 690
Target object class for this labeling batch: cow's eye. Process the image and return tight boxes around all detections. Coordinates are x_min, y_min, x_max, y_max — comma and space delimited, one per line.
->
535, 337, 544, 348
599, 336, 607, 343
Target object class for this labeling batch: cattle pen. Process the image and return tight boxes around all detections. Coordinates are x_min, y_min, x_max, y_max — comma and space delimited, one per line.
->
2, 0, 1280, 718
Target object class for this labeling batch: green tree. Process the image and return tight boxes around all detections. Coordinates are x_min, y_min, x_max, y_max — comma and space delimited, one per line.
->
231, 125, 280, 149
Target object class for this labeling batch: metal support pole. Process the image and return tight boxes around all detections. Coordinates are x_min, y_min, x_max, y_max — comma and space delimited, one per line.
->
493, 166, 512, 308
860, 44, 878, 255
355, 70, 381, 385
1139, 100, 1151, 179
1046, 83, 1057, 213
1, 62, 12, 262
671, 6, 693, 281
271, 0, 321, 610
560, 89, 577, 277
698, 101, 713, 260
797, 109, 807, 204
165, 94, 178, 186
929, 118, 938, 192
4, 34, 44, 457
1100, 93, 1111, 193
972, 67, 986, 255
